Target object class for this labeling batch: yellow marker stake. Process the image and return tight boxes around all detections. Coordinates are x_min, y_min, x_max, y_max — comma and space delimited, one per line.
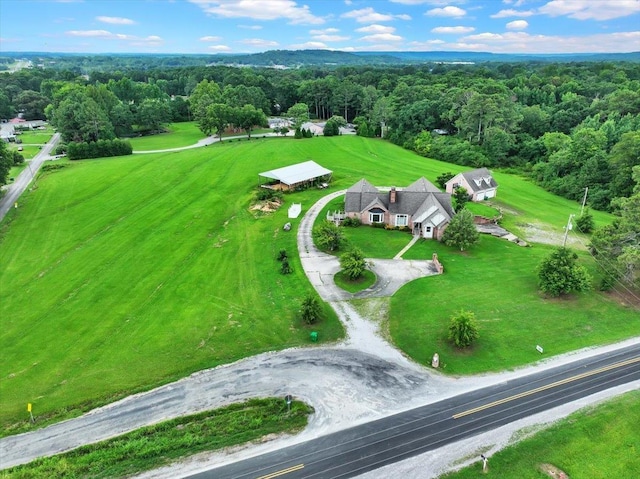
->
27, 403, 32, 412
28, 403, 34, 423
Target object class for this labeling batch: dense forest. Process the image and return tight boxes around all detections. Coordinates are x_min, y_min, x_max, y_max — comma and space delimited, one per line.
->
1, 57, 639, 214
1, 55, 639, 288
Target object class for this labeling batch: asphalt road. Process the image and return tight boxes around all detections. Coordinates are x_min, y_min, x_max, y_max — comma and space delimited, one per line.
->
0, 132, 60, 221
189, 344, 640, 479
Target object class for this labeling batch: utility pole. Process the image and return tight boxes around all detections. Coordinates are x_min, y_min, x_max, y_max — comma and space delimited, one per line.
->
562, 214, 574, 247
580, 187, 589, 216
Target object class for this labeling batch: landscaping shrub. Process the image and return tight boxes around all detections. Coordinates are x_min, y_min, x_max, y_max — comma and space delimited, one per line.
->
256, 188, 283, 201
301, 296, 321, 324
280, 259, 292, 275
67, 139, 132, 160
448, 310, 480, 348
342, 217, 361, 227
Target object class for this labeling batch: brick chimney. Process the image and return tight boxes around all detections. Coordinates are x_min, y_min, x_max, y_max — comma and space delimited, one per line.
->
390, 187, 397, 204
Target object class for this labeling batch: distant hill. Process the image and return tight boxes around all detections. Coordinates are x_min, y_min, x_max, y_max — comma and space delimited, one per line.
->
206, 49, 405, 66
2, 50, 639, 71
211, 50, 640, 66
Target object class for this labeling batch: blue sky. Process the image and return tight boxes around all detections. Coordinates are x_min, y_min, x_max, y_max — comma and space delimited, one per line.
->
1, 0, 639, 54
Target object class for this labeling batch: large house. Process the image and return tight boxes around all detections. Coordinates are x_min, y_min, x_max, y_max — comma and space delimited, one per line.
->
344, 177, 454, 240
445, 168, 498, 202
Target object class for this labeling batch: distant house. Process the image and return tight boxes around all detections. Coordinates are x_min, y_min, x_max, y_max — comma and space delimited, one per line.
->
445, 168, 498, 202
344, 177, 454, 240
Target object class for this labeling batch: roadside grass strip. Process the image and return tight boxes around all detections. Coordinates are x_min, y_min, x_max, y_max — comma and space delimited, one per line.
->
440, 390, 640, 479
1, 398, 312, 479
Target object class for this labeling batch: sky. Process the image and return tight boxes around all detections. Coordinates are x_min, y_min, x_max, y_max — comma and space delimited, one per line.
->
1, 0, 639, 55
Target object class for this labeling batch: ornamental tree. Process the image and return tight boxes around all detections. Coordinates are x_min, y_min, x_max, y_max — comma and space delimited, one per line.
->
442, 208, 479, 252
537, 247, 592, 297
339, 247, 368, 280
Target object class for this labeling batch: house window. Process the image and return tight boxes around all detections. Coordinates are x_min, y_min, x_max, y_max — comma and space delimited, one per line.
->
370, 212, 384, 223
452, 183, 460, 189
396, 214, 408, 227
425, 226, 432, 233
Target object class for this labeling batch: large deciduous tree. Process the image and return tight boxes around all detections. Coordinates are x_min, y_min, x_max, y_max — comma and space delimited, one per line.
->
590, 166, 640, 289
233, 104, 267, 139
135, 98, 172, 132
286, 103, 310, 129
203, 103, 232, 140
0, 140, 13, 186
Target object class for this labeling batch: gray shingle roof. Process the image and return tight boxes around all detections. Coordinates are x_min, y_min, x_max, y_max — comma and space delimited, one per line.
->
345, 177, 454, 220
460, 168, 498, 192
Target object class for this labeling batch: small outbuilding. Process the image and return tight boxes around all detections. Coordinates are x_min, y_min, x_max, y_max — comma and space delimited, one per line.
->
259, 160, 332, 191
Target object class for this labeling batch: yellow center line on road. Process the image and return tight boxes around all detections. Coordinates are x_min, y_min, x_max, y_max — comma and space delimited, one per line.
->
256, 463, 305, 479
453, 356, 640, 419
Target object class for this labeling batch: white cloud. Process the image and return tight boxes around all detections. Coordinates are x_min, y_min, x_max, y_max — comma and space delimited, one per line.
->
341, 7, 406, 23
425, 6, 467, 17
238, 24, 263, 30
538, 0, 640, 21
312, 34, 350, 42
356, 24, 395, 34
407, 39, 446, 49
200, 35, 222, 41
290, 41, 329, 49
490, 9, 535, 18
461, 30, 640, 53
506, 20, 529, 30
188, 0, 324, 25
310, 28, 339, 34
65, 30, 163, 46
431, 26, 475, 34
239, 38, 279, 47
67, 29, 115, 38
391, 0, 465, 4
208, 44, 231, 51
96, 16, 136, 25
359, 33, 404, 42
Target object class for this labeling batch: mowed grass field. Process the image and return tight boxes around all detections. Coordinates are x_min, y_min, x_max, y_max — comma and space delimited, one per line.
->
127, 122, 206, 150
0, 135, 634, 435
440, 390, 640, 479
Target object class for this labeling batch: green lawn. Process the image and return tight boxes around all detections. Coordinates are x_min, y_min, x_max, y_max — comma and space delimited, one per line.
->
334, 269, 377, 293
1, 138, 354, 434
0, 135, 632, 436
391, 236, 639, 374
127, 122, 206, 150
15, 129, 53, 145
2, 398, 312, 479
440, 390, 640, 479
464, 201, 501, 218
9, 144, 41, 160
